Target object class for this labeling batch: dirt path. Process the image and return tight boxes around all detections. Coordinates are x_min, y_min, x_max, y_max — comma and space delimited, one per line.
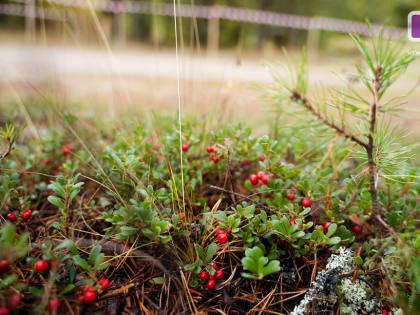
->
1, 43, 419, 131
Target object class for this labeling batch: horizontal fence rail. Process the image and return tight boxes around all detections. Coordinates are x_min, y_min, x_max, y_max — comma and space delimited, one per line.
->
2, 0, 407, 39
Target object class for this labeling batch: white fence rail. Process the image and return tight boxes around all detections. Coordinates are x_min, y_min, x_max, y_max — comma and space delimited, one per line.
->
1, 0, 407, 39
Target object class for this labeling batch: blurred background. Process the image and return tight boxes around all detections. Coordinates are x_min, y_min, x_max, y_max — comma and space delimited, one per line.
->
0, 0, 419, 130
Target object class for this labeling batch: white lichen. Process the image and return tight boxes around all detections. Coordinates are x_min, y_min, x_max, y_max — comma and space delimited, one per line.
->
290, 247, 382, 315
391, 308, 403, 315
340, 278, 380, 314
290, 247, 354, 315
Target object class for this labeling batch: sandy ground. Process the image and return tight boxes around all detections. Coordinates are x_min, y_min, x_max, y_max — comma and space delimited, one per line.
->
0, 43, 419, 132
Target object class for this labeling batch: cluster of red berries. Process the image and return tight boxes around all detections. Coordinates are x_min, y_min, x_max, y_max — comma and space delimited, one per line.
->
62, 144, 73, 156
206, 146, 224, 164
285, 194, 311, 208
6, 208, 32, 223
0, 294, 21, 315
76, 278, 110, 304
249, 171, 270, 186
147, 142, 162, 164
199, 262, 223, 290
216, 228, 230, 244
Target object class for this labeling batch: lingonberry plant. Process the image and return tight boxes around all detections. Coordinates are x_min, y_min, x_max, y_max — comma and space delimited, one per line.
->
0, 29, 418, 314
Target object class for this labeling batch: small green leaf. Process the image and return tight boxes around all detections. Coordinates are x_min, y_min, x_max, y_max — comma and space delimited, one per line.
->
29, 287, 42, 297
48, 196, 65, 209
263, 260, 281, 276
0, 274, 17, 289
326, 223, 337, 237
326, 236, 341, 245
150, 277, 165, 285
244, 205, 255, 219
242, 257, 258, 274
73, 255, 91, 271
194, 244, 205, 261
48, 182, 66, 198
55, 239, 78, 255
59, 284, 75, 296
205, 243, 218, 263
88, 244, 102, 266
354, 256, 363, 265
159, 235, 172, 243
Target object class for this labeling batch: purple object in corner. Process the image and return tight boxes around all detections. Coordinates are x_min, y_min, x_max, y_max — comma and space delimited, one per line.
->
412, 14, 420, 38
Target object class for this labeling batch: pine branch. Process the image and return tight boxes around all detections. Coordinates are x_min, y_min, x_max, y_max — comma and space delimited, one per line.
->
291, 91, 368, 149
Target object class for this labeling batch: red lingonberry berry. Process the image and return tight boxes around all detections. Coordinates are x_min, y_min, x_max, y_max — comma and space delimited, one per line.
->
249, 174, 258, 185
62, 144, 73, 155
83, 289, 97, 303
301, 198, 311, 207
217, 228, 227, 235
206, 147, 214, 153
199, 270, 210, 280
242, 160, 250, 166
259, 156, 265, 161
219, 154, 224, 159
0, 307, 9, 315
82, 285, 96, 294
257, 171, 264, 180
261, 174, 269, 185
53, 166, 61, 174
217, 233, 228, 244
214, 270, 224, 279
209, 262, 218, 271
6, 213, 16, 222
48, 298, 61, 311
8, 294, 21, 309
35, 260, 49, 272
352, 225, 361, 233
289, 219, 297, 226
41, 159, 49, 166
206, 279, 216, 289
99, 278, 110, 290
286, 194, 295, 201
0, 260, 10, 272
381, 310, 389, 315
49, 259, 60, 268
212, 156, 219, 164
76, 295, 85, 304
21, 209, 32, 221
181, 143, 189, 151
